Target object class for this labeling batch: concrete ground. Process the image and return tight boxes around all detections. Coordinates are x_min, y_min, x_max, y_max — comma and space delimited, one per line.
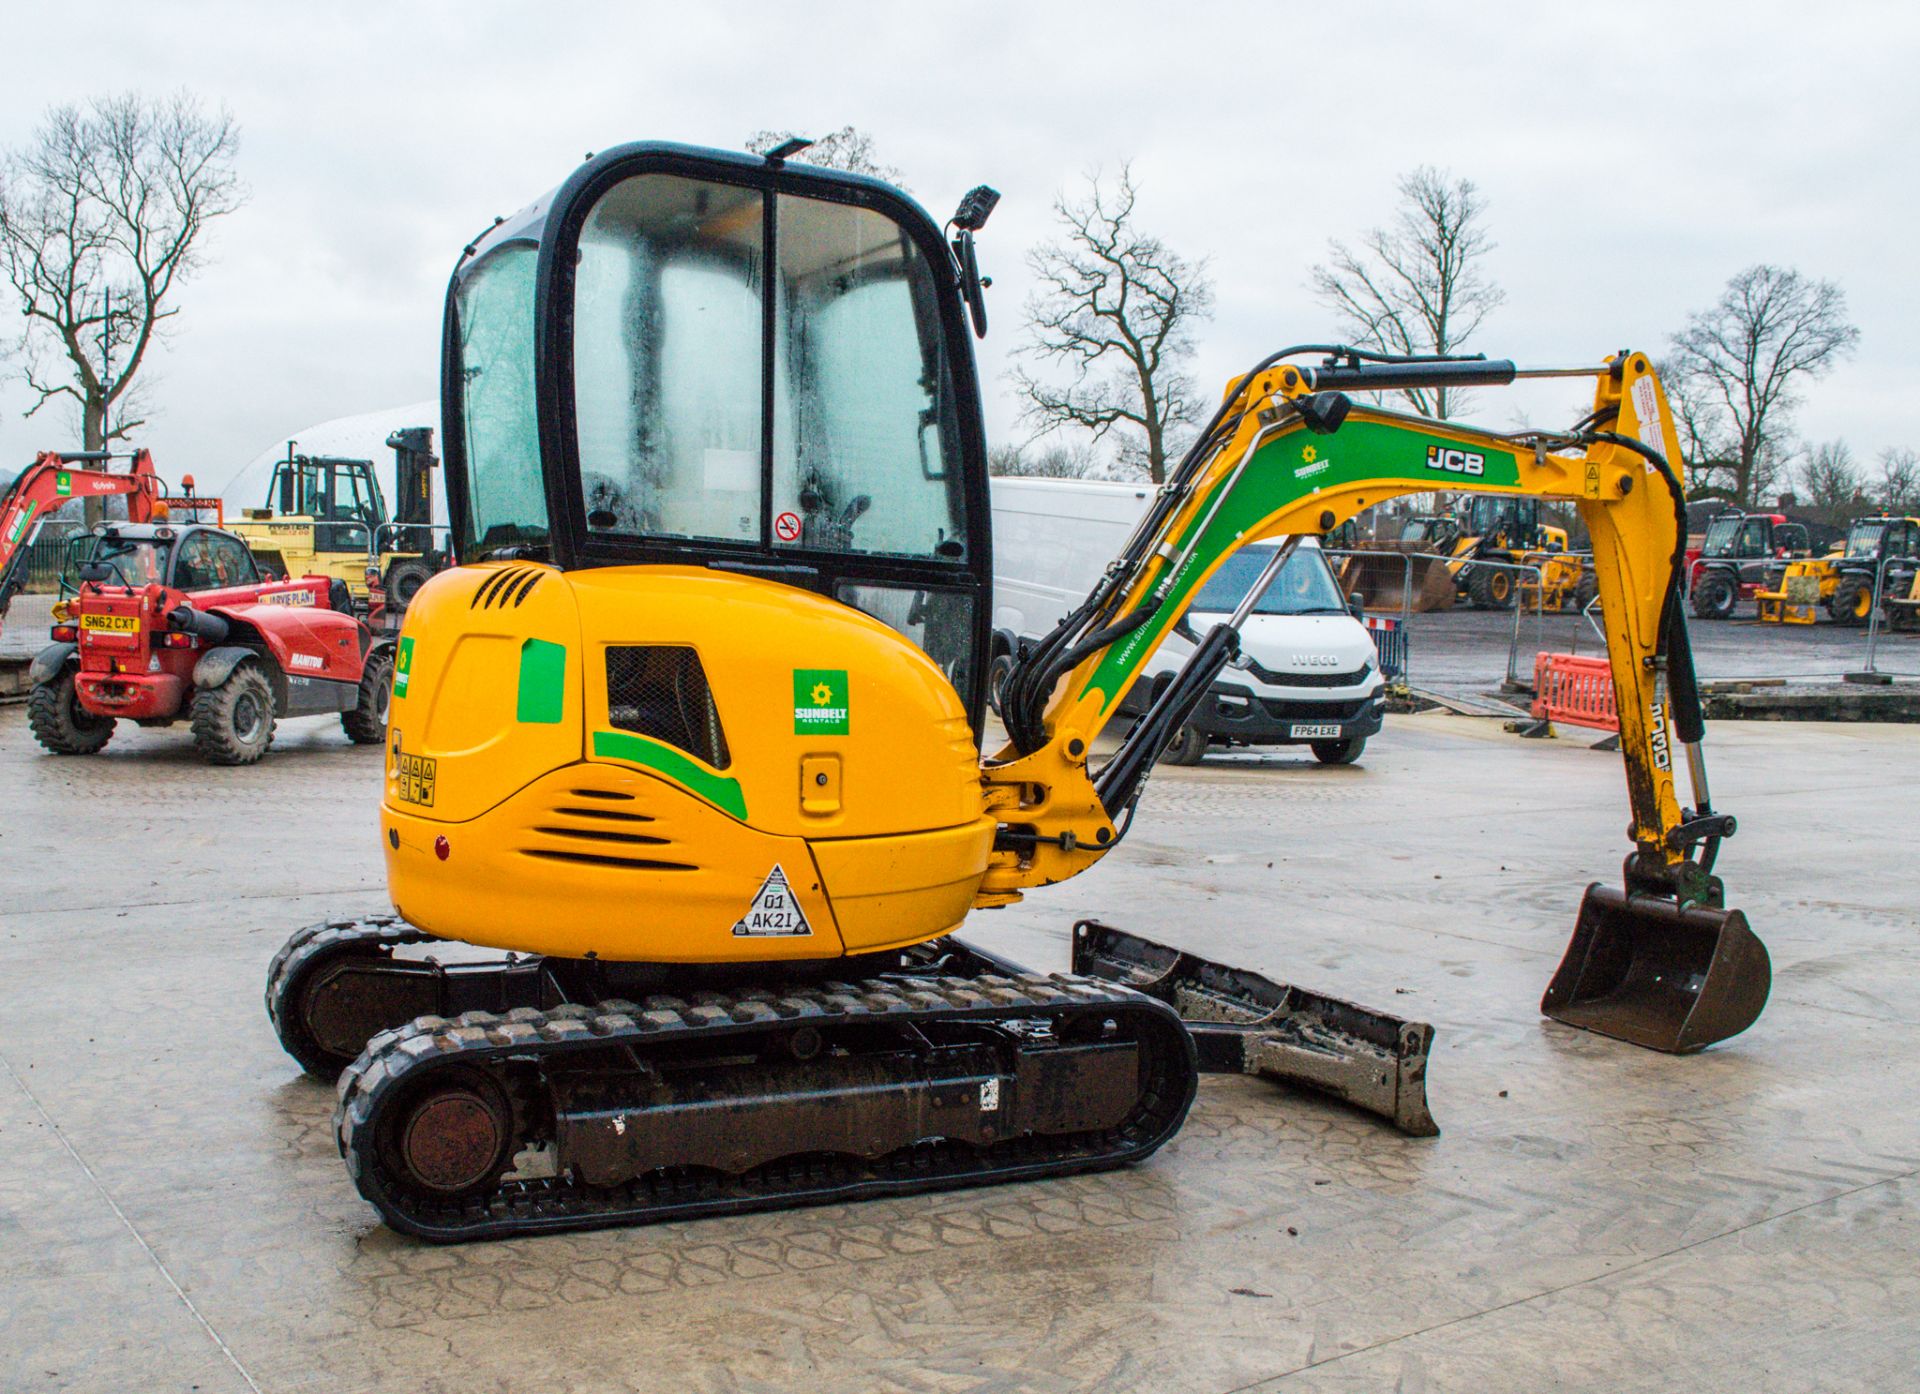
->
1, 704, 1916, 1393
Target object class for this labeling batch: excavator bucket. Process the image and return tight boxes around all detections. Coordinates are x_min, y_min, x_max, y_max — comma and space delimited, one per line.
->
1336, 549, 1457, 614
1541, 884, 1771, 1053
1071, 921, 1439, 1136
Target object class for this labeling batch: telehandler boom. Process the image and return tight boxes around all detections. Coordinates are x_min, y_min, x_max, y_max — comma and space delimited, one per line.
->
268, 142, 1769, 1241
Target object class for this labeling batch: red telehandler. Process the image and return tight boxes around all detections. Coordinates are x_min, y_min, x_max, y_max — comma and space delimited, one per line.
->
29, 519, 393, 765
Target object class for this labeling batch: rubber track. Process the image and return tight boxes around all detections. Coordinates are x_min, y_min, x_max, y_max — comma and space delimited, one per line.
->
337, 971, 1199, 1242
266, 916, 434, 1074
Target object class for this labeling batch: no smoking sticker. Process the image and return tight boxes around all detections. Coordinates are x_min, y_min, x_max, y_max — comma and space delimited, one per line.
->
774, 511, 802, 542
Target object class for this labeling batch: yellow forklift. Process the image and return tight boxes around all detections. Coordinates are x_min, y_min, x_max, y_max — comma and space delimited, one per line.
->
230, 428, 446, 608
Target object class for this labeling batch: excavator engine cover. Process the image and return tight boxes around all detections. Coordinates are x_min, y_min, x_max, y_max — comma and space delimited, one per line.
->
1542, 883, 1770, 1053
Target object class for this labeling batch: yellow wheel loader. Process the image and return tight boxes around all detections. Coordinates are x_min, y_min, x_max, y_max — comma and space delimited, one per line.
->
267, 142, 1770, 1242
1339, 495, 1577, 612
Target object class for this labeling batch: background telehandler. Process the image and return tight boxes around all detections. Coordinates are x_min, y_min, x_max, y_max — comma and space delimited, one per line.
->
266, 142, 1770, 1242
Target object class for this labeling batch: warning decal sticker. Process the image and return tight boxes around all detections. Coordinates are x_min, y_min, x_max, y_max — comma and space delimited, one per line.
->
731, 865, 813, 937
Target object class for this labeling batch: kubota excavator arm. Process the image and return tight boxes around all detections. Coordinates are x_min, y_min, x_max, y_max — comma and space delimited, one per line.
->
0, 450, 161, 629
981, 348, 1769, 1054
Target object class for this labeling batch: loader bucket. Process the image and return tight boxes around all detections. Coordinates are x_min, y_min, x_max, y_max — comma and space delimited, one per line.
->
1336, 550, 1456, 614
1541, 884, 1770, 1053
1071, 921, 1439, 1135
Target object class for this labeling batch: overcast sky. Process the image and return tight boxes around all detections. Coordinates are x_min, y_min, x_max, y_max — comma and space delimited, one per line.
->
2, 0, 1913, 500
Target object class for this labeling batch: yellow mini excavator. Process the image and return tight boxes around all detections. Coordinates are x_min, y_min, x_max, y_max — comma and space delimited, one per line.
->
267, 142, 1771, 1242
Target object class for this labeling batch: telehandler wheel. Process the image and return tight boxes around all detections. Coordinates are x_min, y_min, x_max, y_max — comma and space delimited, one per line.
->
1466, 566, 1515, 609
1160, 722, 1210, 766
191, 660, 276, 766
1830, 575, 1873, 626
384, 560, 435, 609
1690, 573, 1736, 620
343, 647, 394, 745
27, 670, 113, 756
1310, 735, 1366, 765
986, 651, 1017, 717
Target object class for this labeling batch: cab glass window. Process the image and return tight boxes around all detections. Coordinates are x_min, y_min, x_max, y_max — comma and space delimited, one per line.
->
456, 243, 549, 557
773, 196, 965, 560
574, 175, 764, 544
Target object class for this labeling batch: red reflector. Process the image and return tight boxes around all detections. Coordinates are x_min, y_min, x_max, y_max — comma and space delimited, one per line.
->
434, 836, 450, 861
51, 625, 77, 642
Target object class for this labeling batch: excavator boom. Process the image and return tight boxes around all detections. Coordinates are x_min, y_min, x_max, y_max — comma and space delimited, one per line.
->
987, 349, 1767, 1053
0, 450, 164, 634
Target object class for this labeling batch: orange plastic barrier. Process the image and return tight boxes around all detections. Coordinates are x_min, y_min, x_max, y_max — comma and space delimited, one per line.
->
1530, 652, 1619, 732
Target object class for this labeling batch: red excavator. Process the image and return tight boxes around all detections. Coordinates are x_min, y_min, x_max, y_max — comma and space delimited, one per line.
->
0, 449, 219, 639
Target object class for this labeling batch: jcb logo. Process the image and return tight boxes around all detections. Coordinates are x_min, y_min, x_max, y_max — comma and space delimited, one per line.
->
1425, 446, 1485, 477
1648, 701, 1672, 772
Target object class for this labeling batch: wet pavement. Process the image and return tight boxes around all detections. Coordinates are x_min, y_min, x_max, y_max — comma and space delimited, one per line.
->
0, 705, 1915, 1392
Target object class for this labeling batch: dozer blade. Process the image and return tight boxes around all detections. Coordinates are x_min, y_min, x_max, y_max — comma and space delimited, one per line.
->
1542, 883, 1771, 1053
1071, 920, 1439, 1136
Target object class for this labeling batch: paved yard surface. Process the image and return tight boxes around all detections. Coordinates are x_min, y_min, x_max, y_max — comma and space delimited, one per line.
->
0, 706, 1915, 1393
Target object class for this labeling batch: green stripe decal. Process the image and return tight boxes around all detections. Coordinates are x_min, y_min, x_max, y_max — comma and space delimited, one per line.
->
516, 638, 567, 723
591, 729, 749, 821
1076, 419, 1525, 712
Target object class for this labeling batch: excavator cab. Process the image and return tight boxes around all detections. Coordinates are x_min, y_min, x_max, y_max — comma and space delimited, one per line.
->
445, 144, 993, 718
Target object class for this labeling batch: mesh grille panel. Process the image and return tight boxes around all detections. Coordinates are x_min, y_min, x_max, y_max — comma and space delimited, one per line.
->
606, 646, 731, 769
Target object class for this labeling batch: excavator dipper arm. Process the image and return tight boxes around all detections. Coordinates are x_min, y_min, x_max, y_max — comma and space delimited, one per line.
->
983, 349, 1770, 1054
0, 450, 161, 626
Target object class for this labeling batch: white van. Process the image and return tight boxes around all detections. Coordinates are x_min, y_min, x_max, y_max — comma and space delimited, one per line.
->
990, 477, 1388, 764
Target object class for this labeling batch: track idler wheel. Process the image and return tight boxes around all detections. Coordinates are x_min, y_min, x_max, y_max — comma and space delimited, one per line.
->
383, 1070, 516, 1197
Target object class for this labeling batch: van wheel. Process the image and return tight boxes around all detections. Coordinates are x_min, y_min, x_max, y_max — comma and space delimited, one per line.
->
191, 661, 276, 766
343, 646, 394, 745
1160, 723, 1209, 766
1310, 736, 1366, 765
986, 652, 1018, 717
28, 670, 113, 755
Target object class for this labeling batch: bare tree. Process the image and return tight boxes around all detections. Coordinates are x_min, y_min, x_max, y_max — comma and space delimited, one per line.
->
0, 92, 242, 451
1879, 447, 1920, 515
1798, 439, 1866, 524
1011, 166, 1213, 485
987, 440, 1107, 479
1311, 167, 1505, 420
1667, 265, 1859, 506
744, 126, 903, 186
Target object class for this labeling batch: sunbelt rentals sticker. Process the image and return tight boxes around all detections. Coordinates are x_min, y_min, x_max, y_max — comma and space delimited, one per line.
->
394, 636, 415, 698
793, 668, 848, 735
